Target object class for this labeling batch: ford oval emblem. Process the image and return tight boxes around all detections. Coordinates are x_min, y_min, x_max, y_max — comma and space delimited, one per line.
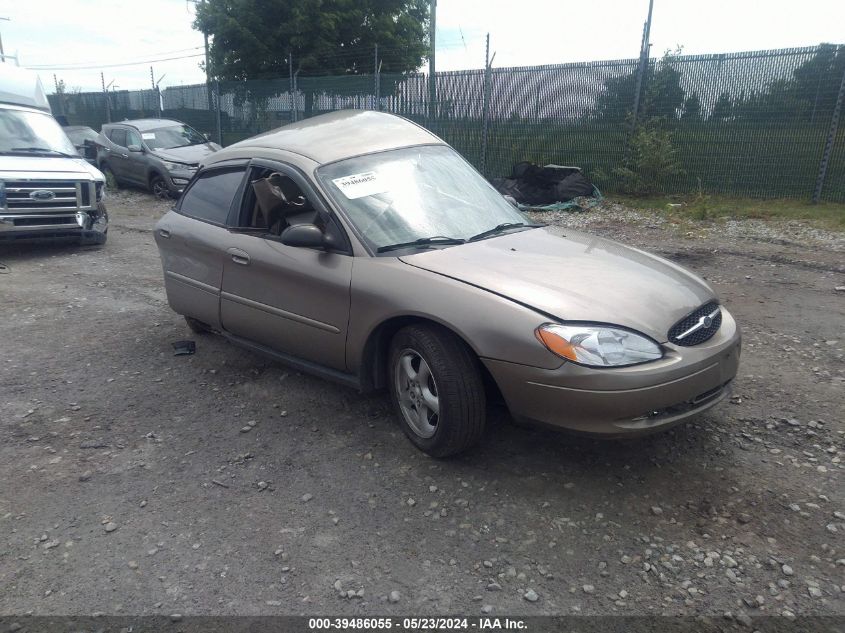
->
30, 190, 56, 201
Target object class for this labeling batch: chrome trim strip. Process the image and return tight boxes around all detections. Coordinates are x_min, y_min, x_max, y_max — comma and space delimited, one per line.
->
164, 270, 219, 295
220, 291, 340, 334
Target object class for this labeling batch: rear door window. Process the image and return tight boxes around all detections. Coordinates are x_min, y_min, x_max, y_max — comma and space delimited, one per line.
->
178, 167, 246, 226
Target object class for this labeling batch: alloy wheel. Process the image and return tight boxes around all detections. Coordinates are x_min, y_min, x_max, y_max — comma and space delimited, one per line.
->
395, 348, 440, 438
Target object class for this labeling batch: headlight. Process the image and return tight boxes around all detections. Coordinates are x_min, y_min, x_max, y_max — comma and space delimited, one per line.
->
163, 161, 196, 173
535, 323, 663, 367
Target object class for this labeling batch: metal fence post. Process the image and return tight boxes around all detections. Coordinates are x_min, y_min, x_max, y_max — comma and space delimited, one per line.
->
214, 79, 223, 146
479, 34, 493, 177
289, 52, 296, 123
812, 64, 845, 203
374, 44, 381, 111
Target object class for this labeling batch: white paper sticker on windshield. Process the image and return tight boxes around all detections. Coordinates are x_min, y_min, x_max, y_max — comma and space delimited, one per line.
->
332, 171, 387, 199
141, 132, 156, 140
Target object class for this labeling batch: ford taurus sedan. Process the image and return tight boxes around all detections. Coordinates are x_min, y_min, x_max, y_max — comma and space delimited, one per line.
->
154, 110, 741, 457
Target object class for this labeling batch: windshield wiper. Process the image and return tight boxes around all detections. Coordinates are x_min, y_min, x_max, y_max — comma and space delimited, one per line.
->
10, 147, 76, 158
468, 222, 544, 242
377, 236, 466, 253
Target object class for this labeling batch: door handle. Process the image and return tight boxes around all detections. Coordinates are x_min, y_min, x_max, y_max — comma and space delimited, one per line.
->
158, 228, 171, 238
228, 247, 250, 265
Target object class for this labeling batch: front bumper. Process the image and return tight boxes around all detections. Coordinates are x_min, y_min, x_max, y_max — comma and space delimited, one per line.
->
483, 308, 741, 437
164, 168, 197, 195
0, 201, 109, 244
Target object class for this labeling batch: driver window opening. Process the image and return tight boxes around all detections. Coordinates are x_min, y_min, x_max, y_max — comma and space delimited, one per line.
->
243, 168, 321, 236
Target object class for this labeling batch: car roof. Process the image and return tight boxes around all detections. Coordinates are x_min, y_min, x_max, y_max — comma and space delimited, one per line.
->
211, 110, 444, 167
64, 125, 94, 131
105, 119, 184, 131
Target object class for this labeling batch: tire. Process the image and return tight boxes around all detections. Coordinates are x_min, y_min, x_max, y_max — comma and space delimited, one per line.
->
150, 174, 170, 199
388, 324, 486, 457
185, 316, 212, 334
101, 164, 119, 190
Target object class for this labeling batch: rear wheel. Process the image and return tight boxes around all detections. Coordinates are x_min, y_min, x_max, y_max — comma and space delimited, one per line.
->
150, 174, 170, 199
388, 324, 486, 457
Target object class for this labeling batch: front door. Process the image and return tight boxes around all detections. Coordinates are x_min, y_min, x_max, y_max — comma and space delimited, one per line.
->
219, 162, 353, 371
124, 128, 149, 186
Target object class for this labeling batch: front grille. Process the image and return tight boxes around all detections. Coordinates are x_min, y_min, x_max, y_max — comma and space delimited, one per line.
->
13, 216, 77, 227
668, 301, 722, 346
2, 180, 88, 211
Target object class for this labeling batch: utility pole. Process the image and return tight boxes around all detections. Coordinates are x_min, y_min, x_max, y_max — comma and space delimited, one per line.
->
428, 0, 437, 120
632, 0, 654, 122
0, 17, 11, 63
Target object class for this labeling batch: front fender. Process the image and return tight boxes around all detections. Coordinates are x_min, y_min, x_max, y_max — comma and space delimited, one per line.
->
347, 258, 563, 373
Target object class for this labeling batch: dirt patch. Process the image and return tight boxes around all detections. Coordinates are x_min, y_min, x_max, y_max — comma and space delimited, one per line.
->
1, 191, 842, 618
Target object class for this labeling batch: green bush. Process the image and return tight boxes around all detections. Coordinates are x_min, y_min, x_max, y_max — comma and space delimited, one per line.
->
612, 120, 683, 196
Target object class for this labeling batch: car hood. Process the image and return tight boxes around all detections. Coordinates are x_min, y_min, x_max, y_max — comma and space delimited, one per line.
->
398, 227, 715, 342
151, 144, 219, 165
0, 155, 104, 181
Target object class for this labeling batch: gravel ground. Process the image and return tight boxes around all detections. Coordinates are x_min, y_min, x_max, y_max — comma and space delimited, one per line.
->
1, 191, 843, 619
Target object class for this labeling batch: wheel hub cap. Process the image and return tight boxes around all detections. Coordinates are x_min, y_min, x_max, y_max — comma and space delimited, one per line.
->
395, 349, 440, 439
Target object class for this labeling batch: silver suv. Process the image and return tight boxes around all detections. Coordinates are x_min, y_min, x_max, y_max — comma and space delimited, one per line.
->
97, 119, 220, 198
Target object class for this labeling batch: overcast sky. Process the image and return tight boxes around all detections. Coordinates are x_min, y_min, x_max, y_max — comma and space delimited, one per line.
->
1, 0, 843, 93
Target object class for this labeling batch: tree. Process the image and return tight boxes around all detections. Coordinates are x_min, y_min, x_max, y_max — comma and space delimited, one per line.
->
681, 92, 701, 121
593, 50, 686, 122
194, 0, 430, 82
710, 92, 733, 121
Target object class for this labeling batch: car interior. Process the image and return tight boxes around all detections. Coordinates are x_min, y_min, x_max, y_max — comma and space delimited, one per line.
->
242, 167, 323, 236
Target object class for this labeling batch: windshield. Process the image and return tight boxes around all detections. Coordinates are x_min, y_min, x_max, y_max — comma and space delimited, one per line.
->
142, 124, 207, 150
318, 145, 528, 252
0, 108, 77, 156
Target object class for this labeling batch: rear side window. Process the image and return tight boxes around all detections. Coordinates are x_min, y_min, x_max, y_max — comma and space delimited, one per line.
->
179, 168, 245, 225
108, 128, 127, 146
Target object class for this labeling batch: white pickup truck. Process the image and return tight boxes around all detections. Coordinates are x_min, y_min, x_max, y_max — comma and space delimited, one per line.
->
0, 65, 108, 244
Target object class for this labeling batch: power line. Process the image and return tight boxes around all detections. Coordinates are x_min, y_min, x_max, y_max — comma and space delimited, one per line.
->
27, 50, 205, 71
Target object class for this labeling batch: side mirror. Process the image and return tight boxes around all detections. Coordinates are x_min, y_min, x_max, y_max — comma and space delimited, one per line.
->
128, 144, 143, 152
503, 194, 519, 208
280, 223, 327, 249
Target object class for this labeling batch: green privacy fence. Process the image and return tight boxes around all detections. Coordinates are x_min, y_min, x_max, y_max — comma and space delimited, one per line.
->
48, 44, 845, 202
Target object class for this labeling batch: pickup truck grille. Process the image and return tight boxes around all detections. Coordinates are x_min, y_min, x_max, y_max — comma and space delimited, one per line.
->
2, 180, 95, 212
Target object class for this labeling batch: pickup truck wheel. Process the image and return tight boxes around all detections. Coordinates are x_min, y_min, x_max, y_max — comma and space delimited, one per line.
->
150, 174, 170, 199
389, 324, 486, 457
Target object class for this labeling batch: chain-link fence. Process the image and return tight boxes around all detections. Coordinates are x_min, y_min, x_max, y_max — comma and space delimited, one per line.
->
48, 44, 845, 202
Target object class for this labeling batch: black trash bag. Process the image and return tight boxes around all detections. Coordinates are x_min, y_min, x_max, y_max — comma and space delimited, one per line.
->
493, 162, 593, 205
554, 172, 594, 201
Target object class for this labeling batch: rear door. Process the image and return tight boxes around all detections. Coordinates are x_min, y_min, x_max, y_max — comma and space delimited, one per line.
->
155, 162, 248, 329
219, 160, 353, 371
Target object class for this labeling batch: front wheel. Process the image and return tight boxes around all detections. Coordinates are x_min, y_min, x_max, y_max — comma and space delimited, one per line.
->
388, 324, 486, 457
101, 164, 119, 190
150, 174, 170, 199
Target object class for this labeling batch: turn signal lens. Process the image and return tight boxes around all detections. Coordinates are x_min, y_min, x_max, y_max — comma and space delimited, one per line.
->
535, 323, 663, 368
